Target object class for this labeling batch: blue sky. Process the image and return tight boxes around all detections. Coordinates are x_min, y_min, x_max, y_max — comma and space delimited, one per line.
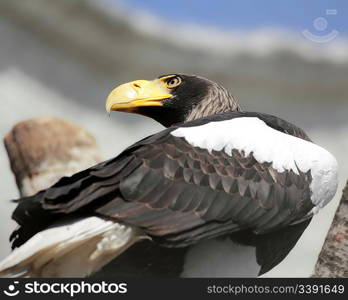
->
118, 0, 348, 36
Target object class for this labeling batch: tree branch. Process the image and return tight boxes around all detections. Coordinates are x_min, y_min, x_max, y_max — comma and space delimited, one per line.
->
4, 117, 101, 197
313, 182, 348, 277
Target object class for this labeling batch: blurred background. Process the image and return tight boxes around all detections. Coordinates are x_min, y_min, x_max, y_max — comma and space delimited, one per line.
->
0, 0, 347, 277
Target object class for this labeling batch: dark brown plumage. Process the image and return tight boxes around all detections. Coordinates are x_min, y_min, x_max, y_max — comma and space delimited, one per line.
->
10, 112, 314, 274
3, 74, 336, 278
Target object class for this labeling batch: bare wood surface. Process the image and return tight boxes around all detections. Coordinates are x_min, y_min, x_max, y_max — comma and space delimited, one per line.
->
313, 182, 348, 277
4, 117, 101, 196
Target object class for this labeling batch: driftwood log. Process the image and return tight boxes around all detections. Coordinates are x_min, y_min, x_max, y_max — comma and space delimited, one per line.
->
4, 118, 101, 197
313, 182, 348, 277
3, 118, 348, 277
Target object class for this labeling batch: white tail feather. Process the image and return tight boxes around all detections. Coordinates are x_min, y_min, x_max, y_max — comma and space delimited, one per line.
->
0, 217, 147, 277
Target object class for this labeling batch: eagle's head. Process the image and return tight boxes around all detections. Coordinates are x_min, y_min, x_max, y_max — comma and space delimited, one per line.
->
106, 74, 240, 127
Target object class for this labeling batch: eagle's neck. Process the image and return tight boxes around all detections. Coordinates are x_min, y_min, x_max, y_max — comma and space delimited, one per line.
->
185, 82, 241, 122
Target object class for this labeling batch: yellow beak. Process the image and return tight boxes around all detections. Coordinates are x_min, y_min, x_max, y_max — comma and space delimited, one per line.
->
106, 79, 172, 113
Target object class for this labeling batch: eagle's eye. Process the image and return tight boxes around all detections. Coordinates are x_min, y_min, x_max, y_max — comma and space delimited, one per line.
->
165, 76, 182, 88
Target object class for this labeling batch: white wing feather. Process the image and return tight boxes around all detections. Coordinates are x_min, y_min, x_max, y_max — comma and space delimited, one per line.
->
0, 216, 147, 277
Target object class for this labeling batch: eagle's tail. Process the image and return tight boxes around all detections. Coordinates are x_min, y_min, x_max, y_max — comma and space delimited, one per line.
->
0, 216, 147, 277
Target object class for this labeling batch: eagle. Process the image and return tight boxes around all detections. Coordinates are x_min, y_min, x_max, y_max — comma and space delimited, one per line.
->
0, 74, 338, 277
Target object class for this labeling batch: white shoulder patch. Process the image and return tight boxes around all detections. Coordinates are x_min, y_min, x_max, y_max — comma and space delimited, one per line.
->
171, 117, 338, 210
